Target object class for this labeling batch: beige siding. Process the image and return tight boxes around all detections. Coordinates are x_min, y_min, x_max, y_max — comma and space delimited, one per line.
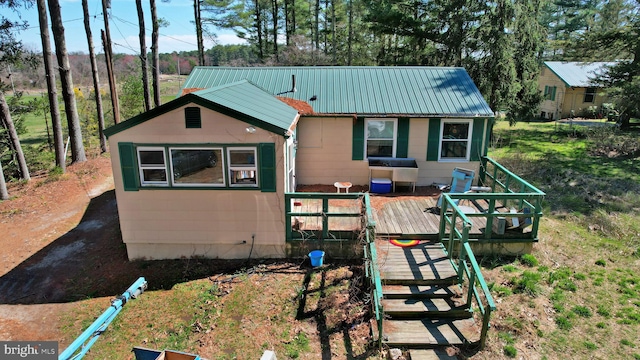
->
560, 87, 609, 118
295, 117, 482, 187
539, 67, 611, 119
296, 116, 369, 185
538, 68, 566, 120
109, 104, 287, 260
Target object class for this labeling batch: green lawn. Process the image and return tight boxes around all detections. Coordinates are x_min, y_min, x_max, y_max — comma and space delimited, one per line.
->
481, 120, 640, 359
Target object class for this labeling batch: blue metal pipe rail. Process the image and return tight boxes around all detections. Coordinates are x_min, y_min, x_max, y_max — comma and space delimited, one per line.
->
59, 277, 148, 360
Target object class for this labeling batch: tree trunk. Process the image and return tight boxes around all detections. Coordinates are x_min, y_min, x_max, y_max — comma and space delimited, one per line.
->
136, 0, 152, 112
255, 0, 264, 60
315, 0, 320, 51
347, 0, 352, 65
0, 158, 8, 200
83, 0, 107, 153
284, 0, 289, 46
271, 0, 278, 61
48, 0, 87, 163
101, 0, 120, 124
194, 0, 205, 66
331, 0, 336, 63
36, 0, 65, 171
0, 91, 30, 181
151, 0, 161, 107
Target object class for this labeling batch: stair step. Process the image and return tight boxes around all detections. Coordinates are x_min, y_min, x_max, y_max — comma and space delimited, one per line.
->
382, 298, 471, 319
382, 284, 462, 299
408, 349, 458, 360
381, 318, 480, 348
381, 275, 458, 286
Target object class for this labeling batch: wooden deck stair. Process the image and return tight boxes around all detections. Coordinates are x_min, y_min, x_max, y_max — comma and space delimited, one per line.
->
374, 241, 481, 354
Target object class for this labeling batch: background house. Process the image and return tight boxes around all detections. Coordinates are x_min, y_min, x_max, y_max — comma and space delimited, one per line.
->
106, 66, 495, 260
539, 61, 615, 120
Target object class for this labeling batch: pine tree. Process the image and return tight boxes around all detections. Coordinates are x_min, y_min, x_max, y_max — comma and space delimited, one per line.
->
48, 0, 87, 163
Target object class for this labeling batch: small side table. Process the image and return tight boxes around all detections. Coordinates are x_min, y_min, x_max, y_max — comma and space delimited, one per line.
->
334, 181, 353, 193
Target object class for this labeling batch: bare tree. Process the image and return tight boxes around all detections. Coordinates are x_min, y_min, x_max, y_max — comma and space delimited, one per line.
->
0, 91, 30, 180
102, 0, 120, 124
194, 0, 205, 66
83, 0, 107, 153
136, 0, 152, 111
151, 0, 161, 107
36, 0, 65, 170
48, 0, 87, 163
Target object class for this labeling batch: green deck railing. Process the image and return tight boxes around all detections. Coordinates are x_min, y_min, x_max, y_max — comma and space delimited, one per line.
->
285, 192, 384, 345
440, 194, 497, 349
361, 194, 384, 347
285, 192, 365, 242
441, 157, 546, 243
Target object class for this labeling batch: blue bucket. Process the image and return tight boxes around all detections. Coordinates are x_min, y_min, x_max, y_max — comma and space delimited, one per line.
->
309, 250, 325, 267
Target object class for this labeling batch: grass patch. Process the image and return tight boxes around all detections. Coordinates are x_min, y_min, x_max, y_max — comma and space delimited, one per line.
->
61, 264, 370, 359
571, 305, 592, 318
503, 345, 517, 358
555, 316, 573, 331
511, 271, 542, 296
519, 254, 539, 267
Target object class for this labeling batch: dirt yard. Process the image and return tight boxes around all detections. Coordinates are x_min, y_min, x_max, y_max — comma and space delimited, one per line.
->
0, 156, 375, 357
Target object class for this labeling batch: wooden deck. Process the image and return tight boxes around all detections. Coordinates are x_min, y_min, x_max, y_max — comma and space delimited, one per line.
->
373, 240, 480, 348
375, 241, 458, 285
371, 196, 489, 238
289, 192, 532, 244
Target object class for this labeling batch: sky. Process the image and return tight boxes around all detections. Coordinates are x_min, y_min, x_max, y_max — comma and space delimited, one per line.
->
6, 0, 245, 55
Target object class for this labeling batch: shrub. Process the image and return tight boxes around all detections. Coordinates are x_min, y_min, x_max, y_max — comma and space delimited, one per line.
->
595, 259, 606, 267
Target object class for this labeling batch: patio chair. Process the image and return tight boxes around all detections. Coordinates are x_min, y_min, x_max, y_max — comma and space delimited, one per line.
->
428, 168, 475, 213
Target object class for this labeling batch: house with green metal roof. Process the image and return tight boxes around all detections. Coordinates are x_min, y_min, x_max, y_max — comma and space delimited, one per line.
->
539, 61, 616, 120
105, 66, 498, 260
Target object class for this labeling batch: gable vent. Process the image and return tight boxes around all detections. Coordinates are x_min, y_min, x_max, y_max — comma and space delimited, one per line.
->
185, 107, 201, 128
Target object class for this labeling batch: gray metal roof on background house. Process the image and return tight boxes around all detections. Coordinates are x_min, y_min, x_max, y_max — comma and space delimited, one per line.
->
544, 61, 616, 87
182, 66, 494, 117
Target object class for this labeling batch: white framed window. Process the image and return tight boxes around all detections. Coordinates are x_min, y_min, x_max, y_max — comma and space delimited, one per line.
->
227, 147, 258, 187
169, 147, 224, 187
137, 147, 168, 186
365, 118, 397, 158
439, 119, 472, 162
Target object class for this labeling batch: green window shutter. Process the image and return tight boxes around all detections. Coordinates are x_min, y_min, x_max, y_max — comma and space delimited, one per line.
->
118, 142, 139, 191
426, 118, 441, 161
396, 117, 410, 158
185, 107, 201, 128
551, 86, 557, 101
470, 118, 486, 161
259, 143, 276, 192
544, 85, 549, 99
352, 117, 364, 160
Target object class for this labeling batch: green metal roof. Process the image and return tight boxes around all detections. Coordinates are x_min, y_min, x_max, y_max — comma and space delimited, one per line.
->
193, 80, 299, 131
182, 66, 494, 117
105, 80, 299, 138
